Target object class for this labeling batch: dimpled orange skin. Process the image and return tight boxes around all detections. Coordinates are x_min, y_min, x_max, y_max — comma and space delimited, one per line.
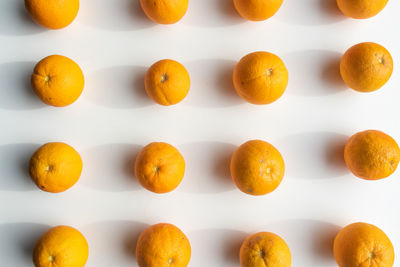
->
233, 51, 288, 105
240, 232, 291, 267
25, 0, 80, 29
336, 0, 389, 19
29, 142, 83, 193
33, 225, 89, 267
135, 142, 185, 193
334, 222, 394, 267
145, 59, 190, 106
344, 130, 400, 180
136, 223, 191, 267
340, 42, 393, 93
231, 140, 285, 196
233, 0, 284, 21
32, 55, 85, 107
140, 0, 189, 24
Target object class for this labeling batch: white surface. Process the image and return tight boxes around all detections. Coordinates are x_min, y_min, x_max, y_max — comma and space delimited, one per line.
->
0, 0, 399, 266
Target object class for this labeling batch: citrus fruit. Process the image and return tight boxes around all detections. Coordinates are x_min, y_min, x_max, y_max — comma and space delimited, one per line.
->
240, 232, 291, 267
135, 142, 185, 193
136, 223, 191, 267
340, 42, 393, 92
233, 0, 284, 21
336, 0, 389, 19
230, 140, 285, 195
140, 0, 189, 24
29, 142, 83, 193
233, 51, 288, 105
145, 59, 190, 106
31, 55, 85, 107
33, 225, 89, 267
334, 222, 394, 267
344, 130, 400, 180
25, 0, 80, 29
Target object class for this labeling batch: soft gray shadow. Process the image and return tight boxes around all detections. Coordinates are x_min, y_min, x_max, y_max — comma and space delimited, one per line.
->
82, 144, 143, 192
0, 1, 45, 36
190, 228, 247, 266
0, 223, 49, 266
80, 0, 154, 31
285, 50, 347, 96
0, 62, 45, 110
0, 143, 39, 191
276, 132, 348, 179
82, 220, 148, 266
86, 65, 153, 109
185, 59, 243, 108
185, 0, 243, 27
179, 142, 237, 194
277, 0, 346, 25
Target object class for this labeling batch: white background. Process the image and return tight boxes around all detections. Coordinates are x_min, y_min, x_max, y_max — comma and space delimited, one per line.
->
0, 0, 399, 266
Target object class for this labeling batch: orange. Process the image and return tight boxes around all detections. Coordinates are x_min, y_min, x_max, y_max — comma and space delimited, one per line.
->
25, 0, 80, 29
33, 225, 89, 267
140, 0, 189, 24
340, 42, 393, 92
334, 222, 394, 267
31, 55, 85, 107
233, 51, 288, 105
344, 130, 400, 180
233, 0, 284, 21
136, 223, 191, 267
230, 140, 285, 196
336, 0, 389, 19
29, 142, 83, 193
145, 59, 190, 106
135, 142, 185, 193
240, 232, 291, 267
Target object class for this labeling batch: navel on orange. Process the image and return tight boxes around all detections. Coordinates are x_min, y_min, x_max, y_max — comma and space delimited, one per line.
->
136, 223, 191, 267
140, 0, 189, 24
233, 0, 284, 21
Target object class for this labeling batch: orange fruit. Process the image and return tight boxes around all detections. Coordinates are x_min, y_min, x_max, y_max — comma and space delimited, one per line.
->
31, 55, 85, 107
140, 0, 189, 24
233, 0, 284, 21
135, 142, 185, 193
145, 59, 190, 106
230, 140, 285, 196
334, 222, 394, 267
240, 232, 291, 267
29, 142, 83, 193
25, 0, 80, 29
336, 0, 389, 19
233, 51, 288, 105
340, 42, 393, 92
136, 223, 191, 267
33, 225, 89, 267
344, 130, 400, 180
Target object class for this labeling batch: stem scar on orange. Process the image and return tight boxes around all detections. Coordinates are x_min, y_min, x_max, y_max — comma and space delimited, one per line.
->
140, 0, 189, 24
230, 140, 285, 196
233, 0, 284, 21
233, 51, 288, 105
336, 0, 389, 19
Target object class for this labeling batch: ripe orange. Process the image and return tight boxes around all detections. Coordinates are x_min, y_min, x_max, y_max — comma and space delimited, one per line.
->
31, 55, 85, 107
33, 225, 89, 267
135, 142, 185, 193
240, 232, 291, 267
334, 222, 394, 267
344, 130, 400, 180
136, 223, 191, 267
140, 0, 189, 24
340, 42, 393, 92
230, 140, 285, 196
233, 0, 284, 21
336, 0, 389, 19
233, 51, 288, 105
145, 59, 190, 106
29, 142, 83, 193
25, 0, 80, 29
